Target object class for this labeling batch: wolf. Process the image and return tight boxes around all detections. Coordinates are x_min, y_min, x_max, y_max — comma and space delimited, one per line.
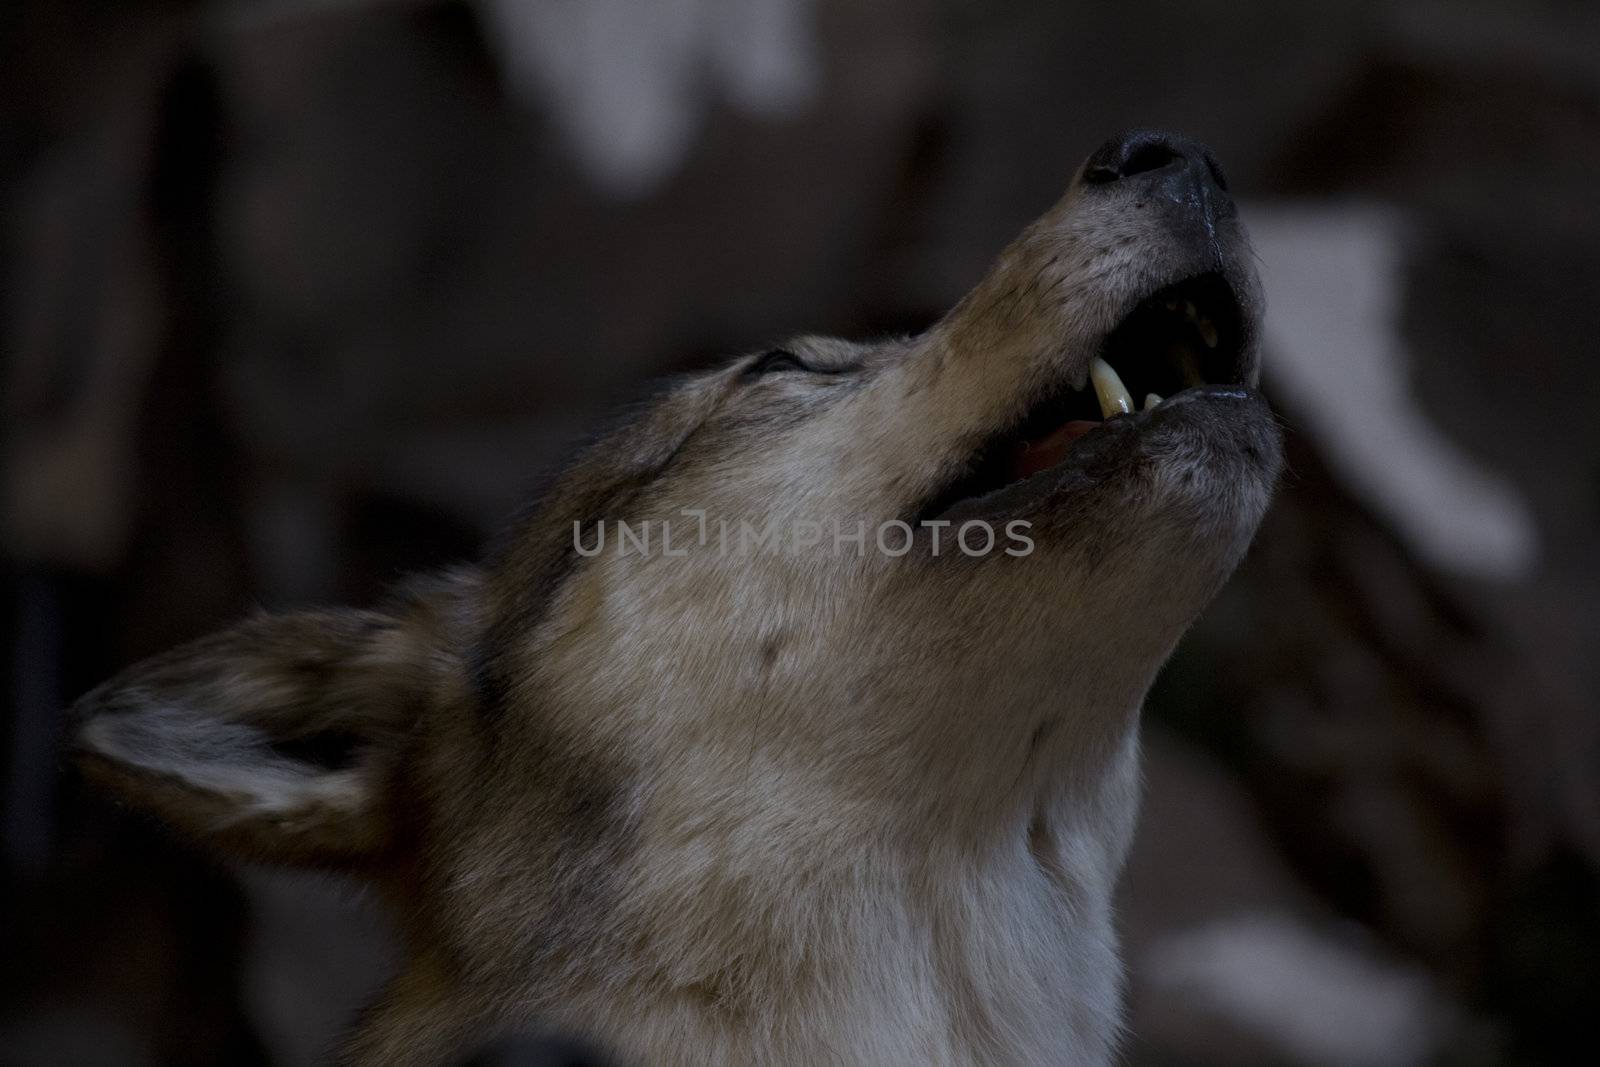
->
69, 130, 1282, 1066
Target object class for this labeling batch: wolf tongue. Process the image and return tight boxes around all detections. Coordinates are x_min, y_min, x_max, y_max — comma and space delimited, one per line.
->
1010, 420, 1099, 479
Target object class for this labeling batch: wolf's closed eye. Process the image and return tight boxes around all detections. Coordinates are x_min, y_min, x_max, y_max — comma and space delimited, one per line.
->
744, 348, 860, 379
744, 349, 813, 376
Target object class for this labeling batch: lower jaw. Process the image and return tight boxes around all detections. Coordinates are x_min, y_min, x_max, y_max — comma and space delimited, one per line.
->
927, 385, 1258, 525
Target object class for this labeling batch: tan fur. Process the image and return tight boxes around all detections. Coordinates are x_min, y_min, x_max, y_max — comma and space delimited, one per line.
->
71, 139, 1282, 1065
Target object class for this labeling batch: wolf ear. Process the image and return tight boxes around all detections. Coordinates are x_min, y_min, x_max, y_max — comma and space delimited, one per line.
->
71, 606, 443, 867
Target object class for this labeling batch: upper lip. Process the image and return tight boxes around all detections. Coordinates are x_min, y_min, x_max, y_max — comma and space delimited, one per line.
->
915, 270, 1252, 521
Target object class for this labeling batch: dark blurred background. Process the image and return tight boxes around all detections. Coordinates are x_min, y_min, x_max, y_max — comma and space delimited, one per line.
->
3, 1, 1598, 1064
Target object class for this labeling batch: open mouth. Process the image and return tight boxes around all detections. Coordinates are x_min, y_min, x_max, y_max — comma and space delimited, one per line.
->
919, 271, 1248, 520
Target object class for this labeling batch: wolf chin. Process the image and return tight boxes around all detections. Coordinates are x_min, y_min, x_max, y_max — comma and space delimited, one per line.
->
71, 130, 1283, 1066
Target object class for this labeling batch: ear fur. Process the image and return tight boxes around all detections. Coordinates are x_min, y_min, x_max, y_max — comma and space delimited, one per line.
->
70, 595, 456, 867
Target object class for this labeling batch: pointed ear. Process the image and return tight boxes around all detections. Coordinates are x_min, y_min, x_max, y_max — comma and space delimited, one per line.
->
70, 602, 449, 867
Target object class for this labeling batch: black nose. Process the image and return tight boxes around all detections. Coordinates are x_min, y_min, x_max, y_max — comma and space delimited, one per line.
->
1081, 130, 1233, 218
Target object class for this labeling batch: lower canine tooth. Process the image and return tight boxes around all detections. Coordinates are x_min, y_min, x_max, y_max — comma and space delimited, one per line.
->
1144, 393, 1163, 410
1089, 357, 1134, 418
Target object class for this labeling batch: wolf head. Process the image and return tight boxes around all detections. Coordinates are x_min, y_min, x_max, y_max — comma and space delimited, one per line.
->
72, 131, 1282, 1063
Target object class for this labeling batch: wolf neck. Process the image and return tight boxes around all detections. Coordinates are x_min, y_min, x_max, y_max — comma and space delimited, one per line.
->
609, 688, 1146, 1066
